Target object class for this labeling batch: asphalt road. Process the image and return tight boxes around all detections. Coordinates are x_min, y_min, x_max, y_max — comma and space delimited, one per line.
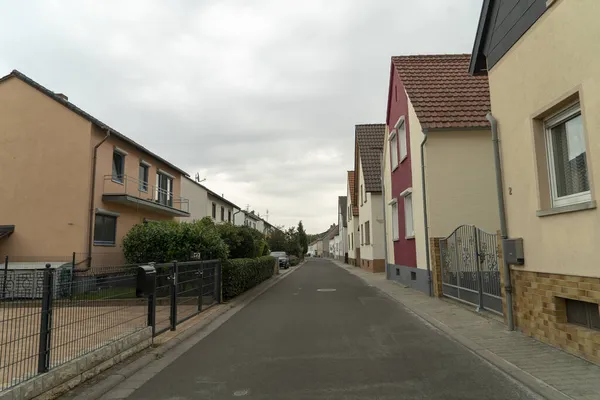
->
126, 259, 538, 400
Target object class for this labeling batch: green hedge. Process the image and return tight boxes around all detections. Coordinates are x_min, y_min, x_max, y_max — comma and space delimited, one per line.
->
222, 256, 275, 300
289, 255, 300, 266
216, 223, 270, 259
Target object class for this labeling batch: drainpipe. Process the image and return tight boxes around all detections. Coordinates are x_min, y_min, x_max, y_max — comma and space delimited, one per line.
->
487, 112, 514, 331
420, 132, 433, 297
83, 129, 111, 271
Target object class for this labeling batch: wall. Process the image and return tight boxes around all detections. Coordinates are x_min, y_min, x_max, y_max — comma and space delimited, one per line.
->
487, 0, 600, 277
357, 158, 385, 272
207, 193, 236, 224
181, 177, 209, 221
387, 67, 417, 268
407, 99, 427, 271
346, 176, 358, 262
0, 77, 92, 257
382, 125, 395, 267
425, 130, 500, 237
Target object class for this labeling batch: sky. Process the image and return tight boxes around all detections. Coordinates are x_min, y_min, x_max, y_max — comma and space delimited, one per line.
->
0, 0, 483, 233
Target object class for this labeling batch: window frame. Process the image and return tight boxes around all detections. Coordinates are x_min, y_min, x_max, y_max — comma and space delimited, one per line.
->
365, 221, 370, 245
401, 188, 414, 239
112, 150, 126, 184
212, 202, 217, 219
93, 213, 117, 246
389, 130, 399, 170
544, 103, 590, 208
360, 184, 364, 205
397, 116, 407, 162
390, 199, 399, 241
228, 210, 232, 223
138, 163, 149, 192
220, 206, 225, 221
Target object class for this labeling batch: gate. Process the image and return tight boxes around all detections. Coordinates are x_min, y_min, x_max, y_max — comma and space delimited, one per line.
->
439, 225, 502, 314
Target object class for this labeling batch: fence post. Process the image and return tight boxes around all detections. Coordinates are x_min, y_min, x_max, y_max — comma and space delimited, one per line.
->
38, 263, 54, 373
2, 255, 8, 299
147, 266, 157, 336
170, 261, 178, 331
197, 265, 204, 312
216, 261, 222, 304
473, 227, 485, 312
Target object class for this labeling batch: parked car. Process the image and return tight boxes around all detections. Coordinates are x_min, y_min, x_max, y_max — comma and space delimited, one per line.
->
270, 251, 289, 269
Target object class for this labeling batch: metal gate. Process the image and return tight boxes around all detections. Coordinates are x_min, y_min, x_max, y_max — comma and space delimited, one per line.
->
439, 225, 502, 314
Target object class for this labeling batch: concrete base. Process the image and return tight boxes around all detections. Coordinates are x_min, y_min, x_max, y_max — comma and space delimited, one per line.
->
388, 264, 430, 295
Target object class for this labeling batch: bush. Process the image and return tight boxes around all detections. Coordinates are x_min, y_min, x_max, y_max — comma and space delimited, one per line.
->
123, 219, 228, 263
222, 256, 275, 300
289, 255, 300, 266
216, 223, 270, 259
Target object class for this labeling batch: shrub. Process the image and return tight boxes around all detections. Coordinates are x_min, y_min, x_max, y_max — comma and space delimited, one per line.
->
289, 255, 300, 266
222, 256, 275, 300
123, 219, 228, 263
216, 223, 270, 259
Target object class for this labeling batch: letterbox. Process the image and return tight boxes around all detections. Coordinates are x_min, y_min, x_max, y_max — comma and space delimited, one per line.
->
503, 238, 525, 265
136, 265, 156, 297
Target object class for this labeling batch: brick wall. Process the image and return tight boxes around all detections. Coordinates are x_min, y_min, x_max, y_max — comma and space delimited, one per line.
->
360, 259, 385, 273
512, 268, 600, 364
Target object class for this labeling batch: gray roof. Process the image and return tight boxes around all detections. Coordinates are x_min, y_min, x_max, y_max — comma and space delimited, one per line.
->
339, 196, 347, 228
356, 124, 385, 192
0, 70, 188, 176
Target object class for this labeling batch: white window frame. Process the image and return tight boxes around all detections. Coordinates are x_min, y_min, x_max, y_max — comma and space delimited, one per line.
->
544, 103, 590, 208
389, 199, 399, 241
389, 130, 399, 170
400, 188, 414, 238
396, 116, 407, 162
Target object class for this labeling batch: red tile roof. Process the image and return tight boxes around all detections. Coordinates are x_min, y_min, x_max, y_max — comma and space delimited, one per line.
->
356, 124, 385, 193
348, 171, 358, 216
391, 54, 491, 130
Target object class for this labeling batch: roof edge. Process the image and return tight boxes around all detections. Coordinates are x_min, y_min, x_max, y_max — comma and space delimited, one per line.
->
469, 0, 493, 75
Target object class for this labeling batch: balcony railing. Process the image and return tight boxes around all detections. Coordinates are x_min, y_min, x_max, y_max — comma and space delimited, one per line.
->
102, 175, 190, 215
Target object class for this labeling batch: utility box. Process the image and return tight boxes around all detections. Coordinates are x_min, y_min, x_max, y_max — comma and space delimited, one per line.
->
503, 238, 525, 265
136, 265, 156, 297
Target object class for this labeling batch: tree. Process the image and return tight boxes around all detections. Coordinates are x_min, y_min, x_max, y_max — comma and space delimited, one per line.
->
267, 227, 287, 252
297, 221, 308, 258
284, 226, 300, 257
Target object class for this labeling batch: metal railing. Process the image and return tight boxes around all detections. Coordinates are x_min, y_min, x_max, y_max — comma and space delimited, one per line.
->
0, 257, 221, 391
102, 174, 190, 213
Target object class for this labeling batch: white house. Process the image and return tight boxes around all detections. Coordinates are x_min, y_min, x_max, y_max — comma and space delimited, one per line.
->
233, 209, 262, 230
180, 177, 240, 223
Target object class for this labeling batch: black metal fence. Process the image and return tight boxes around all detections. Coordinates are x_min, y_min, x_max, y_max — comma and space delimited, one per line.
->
0, 258, 221, 392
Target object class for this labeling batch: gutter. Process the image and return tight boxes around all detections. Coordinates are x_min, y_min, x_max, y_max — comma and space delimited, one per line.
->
487, 112, 514, 331
82, 129, 111, 271
420, 132, 433, 297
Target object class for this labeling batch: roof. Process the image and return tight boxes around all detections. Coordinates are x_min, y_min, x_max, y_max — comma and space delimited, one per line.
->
348, 171, 358, 216
184, 176, 240, 210
391, 54, 491, 130
0, 225, 15, 240
356, 124, 385, 192
338, 196, 347, 228
0, 70, 188, 176
323, 224, 338, 241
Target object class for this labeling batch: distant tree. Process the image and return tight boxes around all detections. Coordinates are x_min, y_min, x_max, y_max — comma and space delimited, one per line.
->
297, 221, 308, 258
267, 228, 287, 252
284, 226, 300, 257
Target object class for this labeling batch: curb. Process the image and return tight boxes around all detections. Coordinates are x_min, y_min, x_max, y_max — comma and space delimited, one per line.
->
331, 260, 572, 400
71, 262, 306, 400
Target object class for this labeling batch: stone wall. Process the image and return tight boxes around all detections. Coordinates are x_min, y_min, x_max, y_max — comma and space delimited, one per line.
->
360, 258, 385, 273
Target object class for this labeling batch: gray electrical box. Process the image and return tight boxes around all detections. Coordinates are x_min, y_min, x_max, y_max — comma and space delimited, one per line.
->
503, 238, 524, 265
136, 265, 156, 297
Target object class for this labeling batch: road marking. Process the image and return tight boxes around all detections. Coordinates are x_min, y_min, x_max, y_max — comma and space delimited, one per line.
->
233, 389, 249, 396
317, 288, 336, 292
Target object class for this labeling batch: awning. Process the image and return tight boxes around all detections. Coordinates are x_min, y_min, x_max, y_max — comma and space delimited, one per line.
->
0, 225, 14, 240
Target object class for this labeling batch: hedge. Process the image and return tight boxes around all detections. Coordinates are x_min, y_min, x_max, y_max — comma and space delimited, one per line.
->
216, 223, 270, 259
222, 256, 275, 300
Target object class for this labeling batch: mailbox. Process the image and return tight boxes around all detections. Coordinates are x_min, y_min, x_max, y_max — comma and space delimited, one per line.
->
136, 265, 156, 297
503, 238, 525, 265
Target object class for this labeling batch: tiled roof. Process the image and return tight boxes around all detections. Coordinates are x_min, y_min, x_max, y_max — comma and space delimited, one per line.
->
356, 124, 385, 192
348, 171, 358, 216
391, 54, 491, 130
339, 196, 347, 228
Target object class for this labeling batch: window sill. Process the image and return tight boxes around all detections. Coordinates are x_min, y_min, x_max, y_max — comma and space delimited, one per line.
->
93, 242, 116, 247
406, 235, 415, 240
400, 155, 407, 164
392, 164, 399, 172
536, 200, 596, 217
111, 179, 124, 185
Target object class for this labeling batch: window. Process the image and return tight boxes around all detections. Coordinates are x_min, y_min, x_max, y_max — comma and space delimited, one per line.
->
220, 206, 225, 221
94, 214, 117, 246
391, 201, 399, 240
112, 151, 125, 183
351, 233, 354, 248
360, 185, 364, 205
545, 103, 590, 207
212, 202, 216, 219
157, 172, 173, 207
348, 206, 351, 220
566, 298, 600, 331
403, 191, 414, 238
138, 163, 149, 192
228, 210, 232, 222
360, 224, 364, 245
398, 118, 407, 161
390, 132, 399, 168
365, 221, 370, 245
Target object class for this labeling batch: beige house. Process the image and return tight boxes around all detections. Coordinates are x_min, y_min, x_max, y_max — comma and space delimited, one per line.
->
181, 177, 240, 223
382, 125, 394, 275
470, 0, 600, 362
355, 124, 386, 273
346, 171, 359, 265
0, 70, 190, 267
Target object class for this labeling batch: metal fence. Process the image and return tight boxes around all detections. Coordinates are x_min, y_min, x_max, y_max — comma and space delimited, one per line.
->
0, 258, 221, 391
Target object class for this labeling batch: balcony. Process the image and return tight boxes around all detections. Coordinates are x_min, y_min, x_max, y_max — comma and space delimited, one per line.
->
102, 175, 190, 217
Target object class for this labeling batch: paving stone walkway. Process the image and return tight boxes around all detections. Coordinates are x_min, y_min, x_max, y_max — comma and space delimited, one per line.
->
331, 260, 600, 400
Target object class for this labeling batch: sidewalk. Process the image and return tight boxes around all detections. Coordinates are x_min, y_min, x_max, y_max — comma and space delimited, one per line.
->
331, 260, 600, 400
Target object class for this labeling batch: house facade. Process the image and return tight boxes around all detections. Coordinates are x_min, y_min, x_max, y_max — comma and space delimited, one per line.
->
0, 70, 189, 267
382, 124, 395, 277
181, 177, 240, 223
233, 210, 262, 230
355, 124, 386, 273
337, 196, 348, 261
470, 0, 600, 362
346, 171, 359, 265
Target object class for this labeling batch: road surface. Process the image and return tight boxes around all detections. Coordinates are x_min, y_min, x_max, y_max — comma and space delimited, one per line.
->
124, 259, 538, 399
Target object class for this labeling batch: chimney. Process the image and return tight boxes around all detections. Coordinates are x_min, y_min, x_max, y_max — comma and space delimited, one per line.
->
55, 93, 68, 101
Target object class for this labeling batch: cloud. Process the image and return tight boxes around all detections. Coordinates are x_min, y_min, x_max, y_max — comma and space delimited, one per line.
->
0, 0, 483, 232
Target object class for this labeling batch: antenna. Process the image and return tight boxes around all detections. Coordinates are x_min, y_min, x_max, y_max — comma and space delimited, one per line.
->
266, 209, 269, 221
195, 173, 206, 183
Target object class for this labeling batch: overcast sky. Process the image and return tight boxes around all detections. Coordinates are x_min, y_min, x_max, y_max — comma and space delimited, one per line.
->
0, 0, 482, 233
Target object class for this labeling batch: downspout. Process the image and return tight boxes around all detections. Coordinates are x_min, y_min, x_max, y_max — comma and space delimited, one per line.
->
84, 129, 111, 271
420, 132, 433, 297
487, 112, 514, 331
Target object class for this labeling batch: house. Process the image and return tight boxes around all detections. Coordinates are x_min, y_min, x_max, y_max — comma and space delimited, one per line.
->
337, 196, 348, 262
308, 240, 318, 257
346, 171, 360, 265
384, 55, 500, 295
262, 219, 274, 237
330, 224, 341, 259
382, 123, 395, 277
321, 223, 337, 258
181, 177, 240, 223
0, 70, 190, 267
233, 210, 262, 230
355, 124, 386, 272
470, 0, 600, 362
